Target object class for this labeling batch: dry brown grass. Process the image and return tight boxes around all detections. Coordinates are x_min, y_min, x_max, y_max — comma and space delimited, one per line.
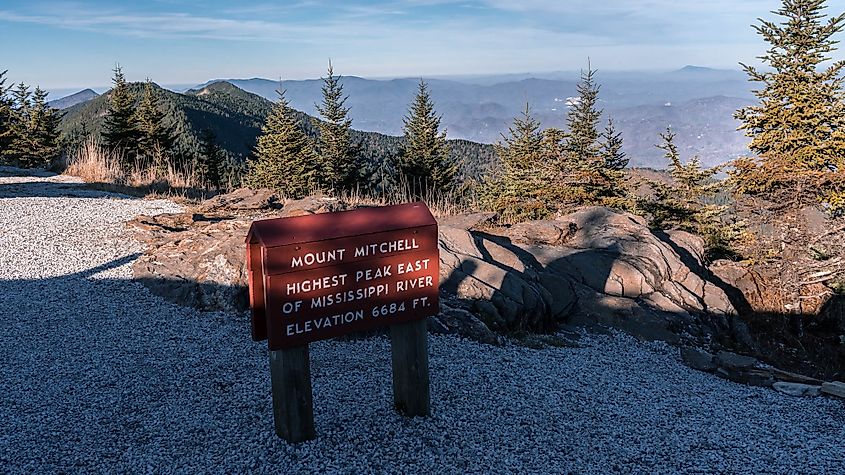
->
64, 139, 127, 185
331, 185, 475, 218
63, 139, 477, 213
63, 139, 206, 200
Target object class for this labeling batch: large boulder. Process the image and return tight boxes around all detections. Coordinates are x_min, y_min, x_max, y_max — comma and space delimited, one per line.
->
439, 207, 736, 340
198, 188, 281, 214
131, 217, 251, 312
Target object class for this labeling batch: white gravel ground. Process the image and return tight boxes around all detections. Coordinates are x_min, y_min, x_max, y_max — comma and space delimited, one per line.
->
1, 168, 843, 474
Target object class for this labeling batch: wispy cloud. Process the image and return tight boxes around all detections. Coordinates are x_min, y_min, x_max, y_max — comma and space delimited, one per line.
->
0, 10, 319, 42
0, 0, 770, 45
0, 6, 608, 46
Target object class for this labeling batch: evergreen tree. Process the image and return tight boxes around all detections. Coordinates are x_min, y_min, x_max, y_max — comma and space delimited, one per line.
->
244, 87, 317, 197
135, 80, 174, 173
397, 80, 455, 195
102, 66, 139, 165
733, 0, 845, 210
600, 117, 627, 172
2, 83, 33, 163
197, 128, 224, 189
550, 62, 627, 205
640, 129, 738, 257
315, 60, 359, 191
594, 117, 628, 200
565, 64, 602, 164
26, 87, 62, 168
0, 71, 14, 161
485, 103, 553, 221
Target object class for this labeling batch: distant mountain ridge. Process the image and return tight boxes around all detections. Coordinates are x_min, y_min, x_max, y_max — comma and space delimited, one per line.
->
195, 66, 753, 167
48, 89, 99, 110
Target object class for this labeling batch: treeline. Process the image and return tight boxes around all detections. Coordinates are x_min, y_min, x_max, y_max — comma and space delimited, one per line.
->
95, 67, 231, 189
243, 64, 462, 199
0, 73, 62, 168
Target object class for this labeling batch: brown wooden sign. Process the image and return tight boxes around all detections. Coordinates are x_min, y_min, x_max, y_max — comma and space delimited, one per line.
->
247, 202, 437, 442
247, 202, 440, 351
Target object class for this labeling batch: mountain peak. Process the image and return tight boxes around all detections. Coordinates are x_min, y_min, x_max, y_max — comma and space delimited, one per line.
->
48, 88, 99, 110
188, 80, 246, 96
677, 65, 714, 73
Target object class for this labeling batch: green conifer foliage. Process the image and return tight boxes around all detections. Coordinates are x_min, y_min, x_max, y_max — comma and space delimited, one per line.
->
244, 88, 317, 197
397, 80, 455, 196
736, 0, 845, 171
315, 61, 359, 191
549, 63, 628, 206
733, 0, 845, 213
26, 87, 62, 168
102, 66, 139, 165
2, 83, 33, 164
565, 65, 602, 164
485, 103, 553, 221
197, 128, 224, 189
0, 70, 13, 159
640, 129, 739, 258
0, 83, 61, 168
600, 118, 627, 172
594, 117, 629, 203
135, 80, 174, 173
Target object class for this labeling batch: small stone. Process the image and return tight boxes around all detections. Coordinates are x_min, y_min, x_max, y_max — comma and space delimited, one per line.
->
681, 347, 717, 372
715, 351, 758, 370
199, 188, 280, 212
772, 382, 822, 397
821, 381, 845, 398
280, 196, 345, 217
436, 212, 495, 231
716, 367, 775, 388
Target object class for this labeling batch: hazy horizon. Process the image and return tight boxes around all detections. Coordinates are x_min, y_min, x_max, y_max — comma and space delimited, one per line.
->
40, 64, 747, 100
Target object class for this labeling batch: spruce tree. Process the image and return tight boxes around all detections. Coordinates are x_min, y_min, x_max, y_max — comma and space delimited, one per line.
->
27, 87, 62, 168
487, 103, 553, 221
0, 71, 14, 162
102, 66, 139, 165
734, 0, 845, 184
600, 118, 627, 172
2, 83, 33, 164
197, 128, 224, 189
565, 64, 602, 165
135, 80, 174, 173
553, 63, 627, 204
595, 117, 628, 200
315, 60, 359, 191
244, 87, 317, 197
640, 129, 737, 257
397, 80, 455, 195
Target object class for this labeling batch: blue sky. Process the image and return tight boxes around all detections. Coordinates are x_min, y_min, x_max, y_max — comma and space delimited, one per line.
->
0, 0, 825, 91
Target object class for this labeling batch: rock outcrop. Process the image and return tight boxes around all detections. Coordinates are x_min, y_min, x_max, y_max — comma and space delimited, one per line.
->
439, 207, 735, 342
129, 192, 741, 347
129, 193, 347, 313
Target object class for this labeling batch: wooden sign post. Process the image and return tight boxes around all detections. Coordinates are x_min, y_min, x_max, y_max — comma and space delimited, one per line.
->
246, 202, 439, 443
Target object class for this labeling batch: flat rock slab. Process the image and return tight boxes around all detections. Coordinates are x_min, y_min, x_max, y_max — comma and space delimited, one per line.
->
716, 351, 759, 370
773, 382, 822, 397
681, 347, 717, 372
821, 381, 845, 398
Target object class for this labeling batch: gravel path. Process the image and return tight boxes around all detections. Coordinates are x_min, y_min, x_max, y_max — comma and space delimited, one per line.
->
1, 168, 843, 474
